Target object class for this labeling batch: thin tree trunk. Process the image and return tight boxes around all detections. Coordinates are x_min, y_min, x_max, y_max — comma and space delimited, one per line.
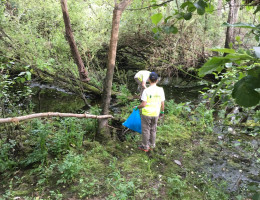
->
224, 0, 240, 50
60, 0, 90, 82
98, 0, 132, 136
217, 0, 222, 17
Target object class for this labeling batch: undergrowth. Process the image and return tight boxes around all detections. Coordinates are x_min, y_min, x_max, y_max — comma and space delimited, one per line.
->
0, 100, 242, 200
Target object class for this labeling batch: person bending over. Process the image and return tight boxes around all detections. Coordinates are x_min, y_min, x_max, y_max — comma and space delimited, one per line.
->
134, 70, 151, 98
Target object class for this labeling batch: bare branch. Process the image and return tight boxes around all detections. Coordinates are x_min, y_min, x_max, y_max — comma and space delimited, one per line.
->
127, 0, 174, 11
0, 112, 113, 124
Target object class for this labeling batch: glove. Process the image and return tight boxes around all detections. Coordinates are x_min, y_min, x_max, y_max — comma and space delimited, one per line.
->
159, 111, 164, 118
133, 106, 138, 110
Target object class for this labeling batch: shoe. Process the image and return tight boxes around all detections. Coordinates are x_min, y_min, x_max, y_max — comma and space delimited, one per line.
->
138, 145, 149, 152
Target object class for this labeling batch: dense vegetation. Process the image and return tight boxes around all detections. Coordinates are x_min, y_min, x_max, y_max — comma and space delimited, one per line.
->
0, 0, 259, 199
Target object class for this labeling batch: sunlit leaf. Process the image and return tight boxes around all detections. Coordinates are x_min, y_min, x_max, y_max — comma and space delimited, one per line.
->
151, 13, 163, 25
205, 4, 214, 13
225, 63, 233, 68
222, 22, 257, 29
152, 27, 159, 33
225, 53, 253, 61
198, 57, 231, 77
26, 71, 31, 80
238, 72, 245, 80
210, 48, 236, 54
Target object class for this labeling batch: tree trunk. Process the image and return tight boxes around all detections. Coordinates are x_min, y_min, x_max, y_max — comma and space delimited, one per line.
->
217, 0, 222, 17
98, 0, 132, 137
60, 0, 90, 82
224, 0, 240, 50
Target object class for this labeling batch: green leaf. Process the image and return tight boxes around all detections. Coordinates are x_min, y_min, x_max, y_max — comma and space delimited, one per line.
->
232, 75, 260, 107
252, 192, 260, 200
151, 13, 163, 25
164, 25, 178, 34
194, 0, 207, 15
205, 4, 214, 13
248, 67, 260, 78
198, 57, 231, 77
210, 48, 236, 54
181, 2, 192, 9
152, 27, 159, 33
188, 6, 196, 12
183, 12, 192, 20
26, 71, 31, 80
225, 53, 253, 61
20, 78, 26, 83
164, 16, 172, 23
225, 62, 233, 68
238, 72, 245, 80
253, 5, 260, 14
222, 22, 257, 29
181, 2, 196, 12
169, 26, 178, 34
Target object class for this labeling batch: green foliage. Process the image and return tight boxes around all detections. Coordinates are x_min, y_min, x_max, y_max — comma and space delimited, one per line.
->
166, 174, 187, 198
165, 100, 188, 116
194, 0, 207, 15
0, 139, 17, 173
151, 13, 163, 25
106, 158, 136, 200
57, 152, 85, 184
116, 85, 132, 104
232, 75, 260, 107
199, 48, 260, 107
0, 60, 33, 116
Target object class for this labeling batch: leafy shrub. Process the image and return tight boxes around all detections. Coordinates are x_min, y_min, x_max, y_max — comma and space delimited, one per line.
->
166, 174, 187, 199
117, 85, 132, 104
0, 139, 17, 172
57, 152, 85, 184
165, 99, 191, 117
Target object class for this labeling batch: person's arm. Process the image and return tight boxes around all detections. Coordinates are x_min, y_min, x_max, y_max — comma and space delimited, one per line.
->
160, 101, 165, 117
134, 101, 147, 110
138, 101, 147, 109
161, 101, 164, 112
141, 81, 147, 89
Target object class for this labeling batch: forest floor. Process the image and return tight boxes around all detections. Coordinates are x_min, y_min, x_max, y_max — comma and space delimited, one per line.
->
0, 101, 259, 200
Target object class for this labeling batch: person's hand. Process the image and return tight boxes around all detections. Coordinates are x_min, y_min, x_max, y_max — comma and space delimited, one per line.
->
133, 106, 138, 110
159, 111, 164, 118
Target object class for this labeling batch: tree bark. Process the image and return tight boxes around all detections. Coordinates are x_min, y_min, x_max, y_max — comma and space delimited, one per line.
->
224, 0, 240, 50
217, 0, 222, 17
0, 112, 113, 124
60, 0, 90, 82
98, 0, 132, 136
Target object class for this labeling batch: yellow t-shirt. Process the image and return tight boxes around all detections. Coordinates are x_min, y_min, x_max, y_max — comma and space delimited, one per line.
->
134, 70, 151, 82
141, 85, 165, 117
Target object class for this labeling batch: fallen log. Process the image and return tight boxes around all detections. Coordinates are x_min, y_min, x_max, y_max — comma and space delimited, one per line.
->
0, 112, 113, 124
